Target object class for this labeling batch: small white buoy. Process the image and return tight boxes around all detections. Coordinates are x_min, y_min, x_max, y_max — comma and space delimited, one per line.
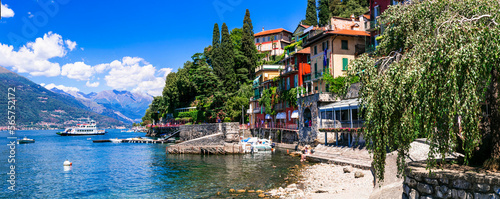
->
63, 160, 72, 166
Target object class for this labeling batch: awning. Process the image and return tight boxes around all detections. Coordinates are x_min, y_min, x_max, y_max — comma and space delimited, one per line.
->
253, 75, 262, 86
291, 110, 299, 119
265, 114, 272, 119
276, 112, 286, 119
319, 98, 359, 111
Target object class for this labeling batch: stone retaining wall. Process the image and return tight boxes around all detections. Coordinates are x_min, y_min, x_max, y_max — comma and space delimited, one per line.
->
403, 161, 500, 199
167, 122, 242, 154
178, 122, 240, 142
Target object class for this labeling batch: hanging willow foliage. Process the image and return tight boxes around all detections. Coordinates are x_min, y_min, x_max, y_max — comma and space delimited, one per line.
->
345, 0, 500, 181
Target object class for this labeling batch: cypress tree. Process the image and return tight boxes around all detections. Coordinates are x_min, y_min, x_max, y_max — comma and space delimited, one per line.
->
318, 0, 330, 26
211, 23, 224, 81
305, 0, 318, 26
241, 9, 258, 80
220, 23, 236, 92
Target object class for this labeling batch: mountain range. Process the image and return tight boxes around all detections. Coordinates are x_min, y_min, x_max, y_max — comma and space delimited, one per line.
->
49, 88, 153, 124
0, 66, 125, 128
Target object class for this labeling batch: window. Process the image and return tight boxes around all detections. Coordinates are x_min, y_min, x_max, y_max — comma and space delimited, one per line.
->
341, 40, 348, 50
287, 77, 290, 90
322, 42, 325, 51
307, 55, 310, 63
294, 74, 298, 87
314, 46, 317, 55
342, 58, 349, 71
326, 40, 329, 49
268, 36, 271, 41
274, 35, 277, 40
374, 6, 380, 18
314, 63, 317, 74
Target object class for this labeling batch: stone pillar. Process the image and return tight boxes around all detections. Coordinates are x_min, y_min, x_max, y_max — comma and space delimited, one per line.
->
224, 122, 240, 143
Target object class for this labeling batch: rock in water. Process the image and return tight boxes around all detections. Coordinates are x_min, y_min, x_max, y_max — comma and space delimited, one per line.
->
229, 189, 235, 193
355, 171, 365, 178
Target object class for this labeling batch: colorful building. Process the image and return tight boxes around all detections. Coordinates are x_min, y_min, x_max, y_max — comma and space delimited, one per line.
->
254, 28, 293, 60
301, 16, 370, 95
248, 65, 282, 129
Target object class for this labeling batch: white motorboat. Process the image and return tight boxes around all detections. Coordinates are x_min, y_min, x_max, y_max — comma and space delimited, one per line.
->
241, 137, 273, 153
109, 138, 122, 143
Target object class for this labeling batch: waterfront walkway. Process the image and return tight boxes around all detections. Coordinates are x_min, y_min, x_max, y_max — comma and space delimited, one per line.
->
307, 144, 372, 170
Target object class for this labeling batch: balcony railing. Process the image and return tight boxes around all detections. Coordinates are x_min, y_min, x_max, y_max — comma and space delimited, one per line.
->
250, 123, 299, 130
314, 73, 322, 79
280, 65, 298, 75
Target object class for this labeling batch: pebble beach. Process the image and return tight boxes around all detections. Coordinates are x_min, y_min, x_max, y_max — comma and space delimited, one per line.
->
267, 163, 374, 199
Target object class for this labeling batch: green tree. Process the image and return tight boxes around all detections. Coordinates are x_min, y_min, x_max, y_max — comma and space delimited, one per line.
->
211, 23, 224, 80
231, 28, 250, 84
329, 0, 367, 19
345, 0, 500, 180
225, 84, 253, 122
304, 0, 318, 26
242, 9, 258, 80
162, 72, 179, 114
221, 23, 237, 93
318, 0, 330, 26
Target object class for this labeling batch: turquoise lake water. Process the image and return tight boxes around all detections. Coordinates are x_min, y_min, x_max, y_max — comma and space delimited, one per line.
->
1, 129, 302, 198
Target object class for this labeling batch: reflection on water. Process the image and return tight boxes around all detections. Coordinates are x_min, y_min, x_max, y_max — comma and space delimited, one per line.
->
0, 130, 301, 198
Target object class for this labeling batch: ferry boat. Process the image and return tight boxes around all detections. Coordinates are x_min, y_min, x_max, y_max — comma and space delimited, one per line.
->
57, 119, 106, 136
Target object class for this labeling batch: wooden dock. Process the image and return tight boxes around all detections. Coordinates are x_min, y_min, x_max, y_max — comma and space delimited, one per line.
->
93, 139, 176, 144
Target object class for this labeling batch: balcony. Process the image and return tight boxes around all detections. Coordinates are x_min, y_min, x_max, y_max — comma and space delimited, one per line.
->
280, 64, 298, 75
365, 44, 376, 54
314, 73, 322, 79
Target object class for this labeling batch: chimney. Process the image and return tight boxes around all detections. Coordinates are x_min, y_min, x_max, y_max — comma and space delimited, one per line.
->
262, 27, 265, 32
351, 14, 355, 21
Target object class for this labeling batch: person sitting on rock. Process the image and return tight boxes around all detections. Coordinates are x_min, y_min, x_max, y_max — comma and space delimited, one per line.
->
301, 145, 311, 162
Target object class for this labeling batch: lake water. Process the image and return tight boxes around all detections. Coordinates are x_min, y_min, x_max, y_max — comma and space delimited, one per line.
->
1, 129, 302, 198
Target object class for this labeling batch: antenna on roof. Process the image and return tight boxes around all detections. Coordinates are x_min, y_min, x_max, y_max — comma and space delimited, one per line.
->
262, 27, 265, 32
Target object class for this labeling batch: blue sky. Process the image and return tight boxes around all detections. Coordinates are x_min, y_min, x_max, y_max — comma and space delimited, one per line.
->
0, 0, 306, 96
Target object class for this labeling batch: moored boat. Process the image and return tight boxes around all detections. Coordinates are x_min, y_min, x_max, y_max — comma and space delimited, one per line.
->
241, 137, 273, 153
18, 137, 35, 144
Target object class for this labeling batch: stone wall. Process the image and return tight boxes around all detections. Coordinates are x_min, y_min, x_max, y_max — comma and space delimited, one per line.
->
179, 124, 221, 141
178, 122, 240, 142
297, 93, 338, 144
166, 122, 242, 154
403, 161, 500, 199
146, 126, 179, 137
166, 133, 244, 154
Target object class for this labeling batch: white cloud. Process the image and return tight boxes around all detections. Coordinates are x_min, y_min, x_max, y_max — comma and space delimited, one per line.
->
65, 39, 77, 51
61, 62, 93, 80
0, 32, 75, 77
103, 56, 171, 96
86, 81, 99, 87
1, 4, 15, 18
43, 83, 80, 93
159, 68, 173, 77
27, 12, 33, 18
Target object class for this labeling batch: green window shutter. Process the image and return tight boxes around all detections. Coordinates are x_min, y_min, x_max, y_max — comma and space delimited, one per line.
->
342, 58, 348, 70
314, 63, 317, 75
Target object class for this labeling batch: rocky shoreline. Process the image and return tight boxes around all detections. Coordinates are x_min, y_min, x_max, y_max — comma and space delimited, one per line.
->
266, 163, 373, 199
